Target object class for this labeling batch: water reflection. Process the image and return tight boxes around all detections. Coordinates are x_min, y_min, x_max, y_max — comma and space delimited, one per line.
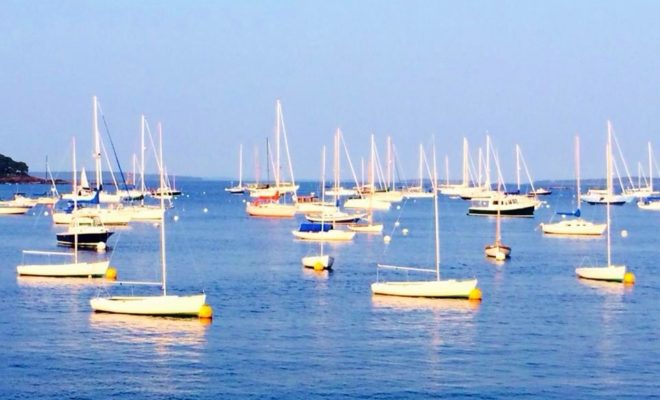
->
89, 312, 210, 348
371, 295, 481, 313
577, 278, 631, 296
17, 275, 107, 287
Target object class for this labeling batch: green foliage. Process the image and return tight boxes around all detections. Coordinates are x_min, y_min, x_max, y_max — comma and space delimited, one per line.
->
0, 154, 29, 176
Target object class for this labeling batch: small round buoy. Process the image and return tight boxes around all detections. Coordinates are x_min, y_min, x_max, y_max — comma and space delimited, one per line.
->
394, 221, 400, 227
623, 272, 635, 285
313, 261, 324, 271
621, 229, 628, 238
173, 215, 179, 222
96, 242, 107, 252
396, 205, 401, 210
203, 207, 208, 213
105, 267, 117, 281
495, 252, 506, 261
468, 287, 482, 301
242, 199, 246, 203
383, 235, 391, 244
202, 191, 206, 195
44, 211, 49, 216
198, 304, 213, 319
402, 228, 409, 236
546, 204, 550, 209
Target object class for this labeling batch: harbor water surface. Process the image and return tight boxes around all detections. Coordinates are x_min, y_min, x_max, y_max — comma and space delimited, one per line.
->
1, 181, 658, 399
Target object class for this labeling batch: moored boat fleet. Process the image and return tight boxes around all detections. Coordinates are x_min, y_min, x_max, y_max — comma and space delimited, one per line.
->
6, 96, 655, 324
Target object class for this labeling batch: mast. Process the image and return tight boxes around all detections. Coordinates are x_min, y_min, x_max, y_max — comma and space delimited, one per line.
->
368, 134, 375, 223
418, 144, 424, 188
485, 135, 491, 190
606, 121, 612, 268
93, 96, 102, 192
478, 147, 483, 188
445, 155, 449, 186
516, 144, 521, 192
495, 202, 501, 246
649, 142, 653, 193
334, 129, 340, 203
576, 136, 581, 210
73, 137, 78, 264
159, 123, 167, 295
462, 138, 469, 187
275, 100, 281, 188
432, 141, 440, 281
320, 146, 326, 256
141, 114, 146, 195
265, 137, 270, 184
386, 136, 392, 190
238, 144, 243, 187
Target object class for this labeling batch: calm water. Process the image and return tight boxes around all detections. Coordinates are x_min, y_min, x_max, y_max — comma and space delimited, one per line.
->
1, 181, 658, 399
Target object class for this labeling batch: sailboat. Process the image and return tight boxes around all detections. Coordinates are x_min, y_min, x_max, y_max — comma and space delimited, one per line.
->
225, 144, 247, 194
637, 142, 660, 210
581, 129, 628, 206
36, 156, 60, 205
90, 126, 211, 317
121, 116, 167, 222
441, 138, 471, 196
17, 138, 110, 278
246, 100, 298, 218
575, 122, 635, 284
300, 147, 336, 270
292, 146, 355, 242
541, 136, 606, 235
403, 144, 434, 199
371, 143, 481, 299
348, 134, 384, 233
484, 206, 510, 259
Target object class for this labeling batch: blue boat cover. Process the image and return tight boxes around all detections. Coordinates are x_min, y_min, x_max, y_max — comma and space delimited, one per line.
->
299, 223, 333, 232
556, 208, 581, 217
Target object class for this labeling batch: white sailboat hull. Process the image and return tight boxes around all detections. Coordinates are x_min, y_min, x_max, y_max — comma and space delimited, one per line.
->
325, 187, 357, 197
541, 219, 607, 235
484, 244, 511, 258
292, 229, 355, 241
17, 260, 109, 278
372, 191, 404, 203
52, 208, 132, 225
344, 198, 391, 210
575, 265, 626, 282
301, 255, 335, 269
295, 202, 337, 214
371, 278, 478, 298
0, 206, 31, 215
347, 223, 384, 233
121, 205, 164, 221
305, 211, 365, 224
403, 191, 434, 199
246, 202, 296, 218
90, 293, 207, 317
638, 200, 660, 210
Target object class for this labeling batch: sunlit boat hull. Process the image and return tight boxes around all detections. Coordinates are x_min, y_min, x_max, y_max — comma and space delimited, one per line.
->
246, 202, 296, 218
17, 260, 109, 278
90, 294, 207, 317
371, 279, 478, 298
541, 219, 607, 235
301, 255, 335, 270
575, 265, 626, 282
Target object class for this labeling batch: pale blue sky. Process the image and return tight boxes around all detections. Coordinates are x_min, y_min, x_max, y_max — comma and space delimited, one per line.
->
1, 1, 659, 181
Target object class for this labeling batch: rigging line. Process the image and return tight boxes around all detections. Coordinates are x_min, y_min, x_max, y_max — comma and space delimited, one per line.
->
98, 108, 130, 194
99, 139, 119, 192
339, 132, 362, 197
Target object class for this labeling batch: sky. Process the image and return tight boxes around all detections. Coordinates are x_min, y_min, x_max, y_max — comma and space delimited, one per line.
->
1, 1, 659, 182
